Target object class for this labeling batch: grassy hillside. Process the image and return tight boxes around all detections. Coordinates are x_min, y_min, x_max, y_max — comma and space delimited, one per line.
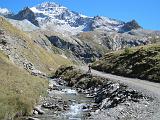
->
92, 44, 160, 82
0, 16, 72, 119
0, 17, 72, 73
0, 50, 48, 119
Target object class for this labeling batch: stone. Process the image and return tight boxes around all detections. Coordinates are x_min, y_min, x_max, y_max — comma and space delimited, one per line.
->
27, 117, 40, 120
63, 104, 68, 108
0, 39, 7, 45
77, 88, 82, 93
82, 105, 87, 109
33, 106, 45, 115
32, 110, 38, 115
31, 69, 46, 76
42, 102, 53, 109
86, 94, 94, 98
49, 68, 54, 71
57, 106, 63, 111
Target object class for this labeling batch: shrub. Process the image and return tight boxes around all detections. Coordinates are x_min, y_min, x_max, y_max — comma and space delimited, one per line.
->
124, 47, 131, 54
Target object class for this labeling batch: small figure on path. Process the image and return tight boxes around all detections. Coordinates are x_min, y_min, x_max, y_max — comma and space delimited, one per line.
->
88, 64, 91, 74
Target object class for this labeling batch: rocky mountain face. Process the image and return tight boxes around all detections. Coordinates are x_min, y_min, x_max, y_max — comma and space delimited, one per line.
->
46, 35, 102, 63
29, 2, 144, 34
30, 2, 127, 34
120, 20, 142, 32
12, 7, 39, 26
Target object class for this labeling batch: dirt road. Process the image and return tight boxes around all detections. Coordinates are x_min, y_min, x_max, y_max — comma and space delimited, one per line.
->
80, 66, 160, 98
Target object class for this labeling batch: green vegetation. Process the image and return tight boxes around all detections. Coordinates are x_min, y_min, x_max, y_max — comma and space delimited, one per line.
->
124, 47, 132, 54
0, 50, 48, 119
0, 16, 73, 119
53, 65, 105, 88
92, 44, 160, 82
54, 65, 82, 86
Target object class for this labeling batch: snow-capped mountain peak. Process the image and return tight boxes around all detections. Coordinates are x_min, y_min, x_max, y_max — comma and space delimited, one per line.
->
31, 2, 70, 17
0, 8, 11, 16
30, 2, 92, 34
39, 2, 61, 8
29, 2, 131, 34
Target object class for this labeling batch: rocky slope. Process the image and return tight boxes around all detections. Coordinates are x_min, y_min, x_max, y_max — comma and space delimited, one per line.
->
92, 44, 160, 82
0, 16, 72, 74
0, 16, 72, 119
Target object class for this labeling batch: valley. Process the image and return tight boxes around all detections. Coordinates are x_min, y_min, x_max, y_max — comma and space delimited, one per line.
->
0, 1, 160, 120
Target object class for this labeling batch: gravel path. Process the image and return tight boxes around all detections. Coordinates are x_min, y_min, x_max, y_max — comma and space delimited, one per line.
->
79, 66, 160, 98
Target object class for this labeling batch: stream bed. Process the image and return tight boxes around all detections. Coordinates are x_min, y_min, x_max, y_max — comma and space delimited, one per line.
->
32, 78, 96, 120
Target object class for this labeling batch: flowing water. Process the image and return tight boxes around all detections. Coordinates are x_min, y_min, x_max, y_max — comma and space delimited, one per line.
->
33, 79, 95, 120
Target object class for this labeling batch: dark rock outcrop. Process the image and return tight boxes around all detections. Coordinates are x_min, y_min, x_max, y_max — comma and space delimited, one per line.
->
12, 7, 39, 26
120, 20, 141, 32
46, 35, 102, 63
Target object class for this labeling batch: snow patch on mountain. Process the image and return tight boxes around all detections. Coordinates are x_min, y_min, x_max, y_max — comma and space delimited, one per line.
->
30, 2, 125, 34
91, 16, 124, 31
8, 18, 39, 31
0, 8, 11, 16
30, 2, 82, 25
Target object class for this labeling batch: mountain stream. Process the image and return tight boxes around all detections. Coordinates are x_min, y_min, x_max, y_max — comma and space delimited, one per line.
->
32, 78, 96, 120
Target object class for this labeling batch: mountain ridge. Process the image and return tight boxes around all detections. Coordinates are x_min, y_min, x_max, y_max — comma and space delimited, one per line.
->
29, 2, 132, 33
0, 2, 143, 34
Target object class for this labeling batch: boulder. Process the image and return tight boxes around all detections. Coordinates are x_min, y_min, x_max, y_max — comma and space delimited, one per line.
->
31, 69, 46, 76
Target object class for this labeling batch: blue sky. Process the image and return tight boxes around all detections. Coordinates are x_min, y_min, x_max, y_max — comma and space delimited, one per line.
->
0, 0, 159, 30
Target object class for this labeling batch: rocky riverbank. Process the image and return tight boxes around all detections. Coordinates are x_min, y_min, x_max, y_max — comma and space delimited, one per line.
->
26, 65, 160, 120
51, 65, 160, 120
27, 78, 96, 120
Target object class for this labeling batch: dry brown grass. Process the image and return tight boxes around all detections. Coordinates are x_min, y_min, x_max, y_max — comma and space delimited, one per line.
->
0, 50, 48, 119
0, 16, 72, 73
